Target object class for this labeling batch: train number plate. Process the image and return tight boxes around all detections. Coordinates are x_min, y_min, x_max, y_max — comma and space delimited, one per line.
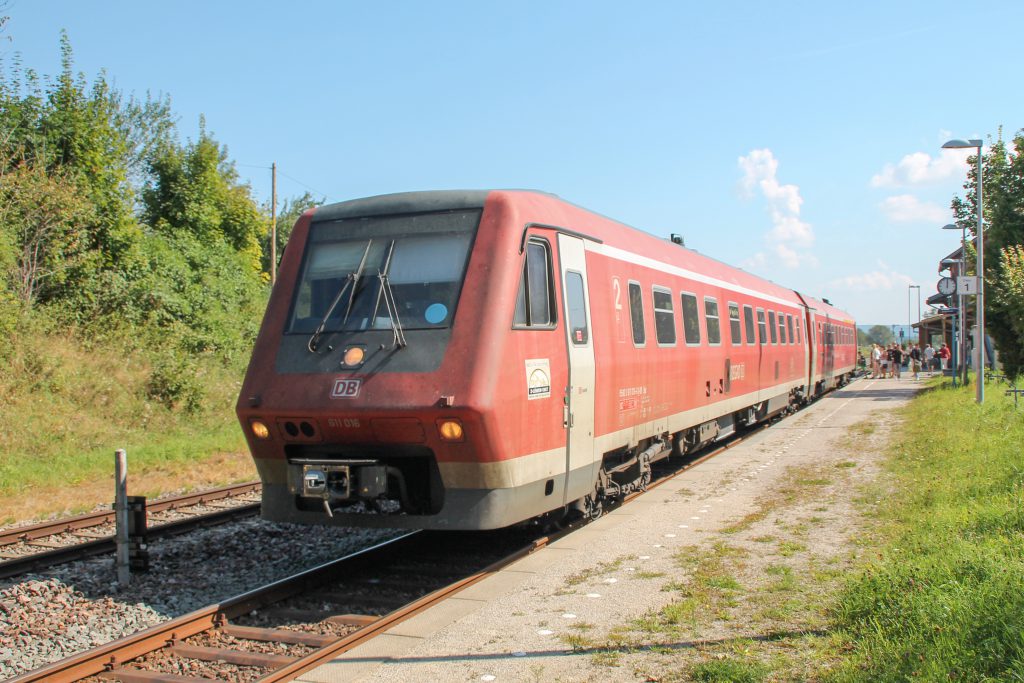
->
330, 378, 362, 399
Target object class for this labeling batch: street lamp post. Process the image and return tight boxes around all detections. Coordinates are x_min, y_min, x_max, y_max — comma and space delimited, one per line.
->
942, 138, 984, 404
942, 223, 969, 387
908, 285, 920, 344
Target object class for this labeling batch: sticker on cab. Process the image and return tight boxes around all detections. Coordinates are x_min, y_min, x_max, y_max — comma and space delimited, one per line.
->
525, 358, 551, 400
331, 378, 361, 399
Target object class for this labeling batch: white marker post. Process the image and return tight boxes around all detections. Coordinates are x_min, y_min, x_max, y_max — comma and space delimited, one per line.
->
114, 449, 130, 587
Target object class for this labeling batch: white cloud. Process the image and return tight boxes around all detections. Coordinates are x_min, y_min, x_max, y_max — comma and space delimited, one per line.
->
738, 148, 815, 269
830, 261, 913, 291
768, 215, 814, 248
743, 244, 818, 271
870, 149, 972, 188
879, 194, 947, 223
773, 243, 801, 269
742, 252, 767, 270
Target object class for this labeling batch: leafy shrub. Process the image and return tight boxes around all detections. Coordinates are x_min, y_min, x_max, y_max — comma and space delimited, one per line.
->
146, 354, 204, 413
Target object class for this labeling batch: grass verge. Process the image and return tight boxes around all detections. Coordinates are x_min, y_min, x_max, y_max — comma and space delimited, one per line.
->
0, 325, 255, 523
831, 377, 1024, 680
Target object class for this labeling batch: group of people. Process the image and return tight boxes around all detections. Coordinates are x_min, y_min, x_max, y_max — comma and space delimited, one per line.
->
869, 342, 951, 381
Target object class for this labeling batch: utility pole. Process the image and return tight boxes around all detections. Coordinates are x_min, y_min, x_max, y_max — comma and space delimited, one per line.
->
271, 162, 278, 286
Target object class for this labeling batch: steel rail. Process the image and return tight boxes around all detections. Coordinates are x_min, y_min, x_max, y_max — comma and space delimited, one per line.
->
0, 482, 261, 546
0, 502, 261, 580
255, 533, 555, 682
6, 532, 424, 683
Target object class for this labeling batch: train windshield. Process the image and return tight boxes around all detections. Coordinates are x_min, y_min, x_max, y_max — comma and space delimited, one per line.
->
288, 210, 480, 334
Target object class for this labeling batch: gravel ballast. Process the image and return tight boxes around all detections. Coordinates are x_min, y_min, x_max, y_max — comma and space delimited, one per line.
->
0, 517, 400, 679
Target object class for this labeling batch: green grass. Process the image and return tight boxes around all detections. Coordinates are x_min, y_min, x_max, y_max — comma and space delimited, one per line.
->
831, 377, 1024, 681
0, 323, 254, 522
689, 657, 768, 682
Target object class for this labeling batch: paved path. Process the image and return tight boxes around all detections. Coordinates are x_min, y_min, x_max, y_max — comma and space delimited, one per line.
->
299, 378, 922, 683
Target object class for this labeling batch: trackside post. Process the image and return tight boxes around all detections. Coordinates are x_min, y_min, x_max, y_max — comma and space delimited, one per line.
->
114, 449, 130, 586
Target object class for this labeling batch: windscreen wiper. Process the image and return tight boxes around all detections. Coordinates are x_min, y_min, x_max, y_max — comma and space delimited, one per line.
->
373, 240, 407, 349
307, 240, 373, 353
341, 240, 373, 326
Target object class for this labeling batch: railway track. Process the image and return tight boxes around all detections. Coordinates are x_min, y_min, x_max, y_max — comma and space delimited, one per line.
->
0, 483, 262, 580
11, 530, 550, 682
7, 406, 788, 683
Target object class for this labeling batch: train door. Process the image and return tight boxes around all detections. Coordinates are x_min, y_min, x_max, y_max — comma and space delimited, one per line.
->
805, 309, 818, 391
557, 234, 597, 504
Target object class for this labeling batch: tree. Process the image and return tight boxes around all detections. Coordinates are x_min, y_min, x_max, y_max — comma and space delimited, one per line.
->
857, 328, 871, 347
142, 121, 266, 274
0, 32, 175, 313
263, 191, 322, 275
950, 129, 1024, 378
866, 325, 895, 346
0, 161, 95, 305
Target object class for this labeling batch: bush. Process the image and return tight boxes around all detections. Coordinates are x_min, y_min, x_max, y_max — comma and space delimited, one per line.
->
146, 353, 205, 413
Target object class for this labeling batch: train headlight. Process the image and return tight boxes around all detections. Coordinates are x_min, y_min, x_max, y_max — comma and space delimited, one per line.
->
342, 346, 365, 367
437, 419, 464, 442
250, 420, 271, 440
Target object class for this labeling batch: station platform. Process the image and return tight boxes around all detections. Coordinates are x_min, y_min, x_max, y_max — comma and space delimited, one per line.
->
298, 378, 921, 682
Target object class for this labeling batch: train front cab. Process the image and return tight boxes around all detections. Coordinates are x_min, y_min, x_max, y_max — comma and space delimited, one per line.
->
238, 192, 608, 530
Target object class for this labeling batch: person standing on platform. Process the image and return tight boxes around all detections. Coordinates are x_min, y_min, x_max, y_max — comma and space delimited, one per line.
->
871, 344, 882, 378
909, 344, 921, 380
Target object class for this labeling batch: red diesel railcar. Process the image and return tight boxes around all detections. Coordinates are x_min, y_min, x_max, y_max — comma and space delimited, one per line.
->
236, 190, 856, 530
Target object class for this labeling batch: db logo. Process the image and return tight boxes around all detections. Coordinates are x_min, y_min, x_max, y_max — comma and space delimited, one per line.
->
330, 378, 361, 399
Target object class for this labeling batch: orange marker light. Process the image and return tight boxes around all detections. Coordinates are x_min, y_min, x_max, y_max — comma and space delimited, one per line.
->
437, 419, 464, 442
343, 346, 365, 366
251, 420, 271, 440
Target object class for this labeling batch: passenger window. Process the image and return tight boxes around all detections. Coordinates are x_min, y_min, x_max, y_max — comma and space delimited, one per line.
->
513, 240, 554, 328
757, 308, 767, 345
652, 287, 676, 345
743, 305, 755, 345
728, 302, 741, 346
681, 293, 701, 345
565, 271, 588, 345
628, 281, 645, 346
705, 298, 721, 345
786, 314, 795, 344
778, 312, 787, 344
768, 311, 778, 344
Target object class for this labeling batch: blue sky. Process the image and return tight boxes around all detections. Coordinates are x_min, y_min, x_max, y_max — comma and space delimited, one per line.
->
5, 1, 1021, 325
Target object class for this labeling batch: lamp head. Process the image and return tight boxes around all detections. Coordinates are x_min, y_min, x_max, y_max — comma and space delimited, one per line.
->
942, 139, 983, 149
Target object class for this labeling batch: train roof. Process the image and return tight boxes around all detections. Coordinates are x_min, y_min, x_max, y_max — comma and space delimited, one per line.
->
309, 189, 854, 323
313, 189, 550, 222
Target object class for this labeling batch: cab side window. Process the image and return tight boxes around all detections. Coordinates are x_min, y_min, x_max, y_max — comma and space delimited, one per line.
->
513, 240, 554, 328
629, 281, 646, 346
